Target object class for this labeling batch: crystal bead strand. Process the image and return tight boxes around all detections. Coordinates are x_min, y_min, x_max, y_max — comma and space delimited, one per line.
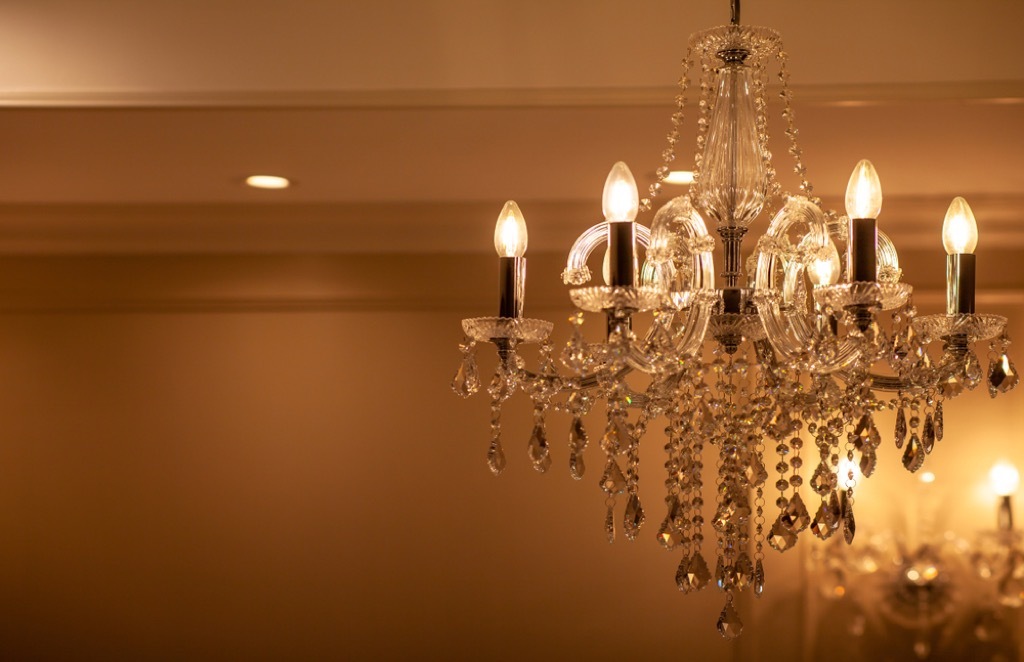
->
775, 47, 815, 201
640, 47, 693, 214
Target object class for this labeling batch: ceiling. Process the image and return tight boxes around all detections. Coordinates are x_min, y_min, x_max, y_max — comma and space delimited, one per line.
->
0, 0, 1021, 254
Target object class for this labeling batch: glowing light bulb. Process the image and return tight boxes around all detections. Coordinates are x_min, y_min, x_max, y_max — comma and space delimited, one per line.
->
919, 471, 936, 484
494, 200, 528, 258
602, 162, 639, 223
845, 159, 882, 219
807, 240, 841, 287
990, 461, 1020, 497
942, 196, 978, 255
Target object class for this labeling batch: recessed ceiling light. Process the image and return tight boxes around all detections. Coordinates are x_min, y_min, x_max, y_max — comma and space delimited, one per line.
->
664, 170, 694, 185
245, 175, 291, 189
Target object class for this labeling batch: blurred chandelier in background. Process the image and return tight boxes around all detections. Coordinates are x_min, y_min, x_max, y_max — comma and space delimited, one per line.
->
452, 0, 1018, 638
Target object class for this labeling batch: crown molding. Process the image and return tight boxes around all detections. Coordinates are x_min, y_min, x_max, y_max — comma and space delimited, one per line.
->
0, 81, 1020, 109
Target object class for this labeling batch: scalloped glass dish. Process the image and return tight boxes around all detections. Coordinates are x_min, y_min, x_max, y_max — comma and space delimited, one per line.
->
461, 317, 554, 344
912, 313, 1007, 344
569, 286, 665, 313
813, 282, 912, 312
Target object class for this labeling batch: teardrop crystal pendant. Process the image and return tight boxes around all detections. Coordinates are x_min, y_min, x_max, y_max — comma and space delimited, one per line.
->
451, 352, 480, 398
569, 417, 588, 451
527, 424, 550, 472
780, 492, 811, 533
989, 353, 1020, 397
696, 60, 766, 228
687, 551, 712, 591
934, 401, 944, 441
623, 494, 645, 541
753, 559, 765, 598
675, 555, 691, 593
487, 440, 507, 476
568, 450, 585, 480
811, 499, 837, 540
767, 518, 798, 552
810, 462, 834, 496
902, 432, 926, 473
895, 406, 907, 448
922, 413, 935, 454
716, 599, 744, 639
604, 503, 616, 544
600, 457, 628, 494
841, 491, 856, 544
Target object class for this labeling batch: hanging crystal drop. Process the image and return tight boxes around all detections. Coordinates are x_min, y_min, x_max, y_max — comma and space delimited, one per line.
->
922, 413, 935, 454
767, 517, 798, 552
487, 440, 507, 476
569, 417, 588, 452
601, 417, 632, 454
810, 462, 834, 497
859, 448, 877, 478
599, 457, 628, 494
568, 450, 585, 480
902, 432, 926, 473
810, 500, 836, 540
527, 424, 550, 471
934, 401, 944, 441
781, 492, 811, 533
716, 599, 744, 639
964, 350, 983, 389
753, 559, 765, 598
989, 353, 1020, 397
561, 326, 588, 372
675, 555, 691, 593
451, 353, 480, 397
687, 551, 712, 590
715, 556, 726, 590
841, 491, 856, 544
735, 552, 754, 591
744, 452, 768, 487
604, 503, 616, 544
623, 493, 645, 541
657, 515, 680, 550
895, 407, 907, 449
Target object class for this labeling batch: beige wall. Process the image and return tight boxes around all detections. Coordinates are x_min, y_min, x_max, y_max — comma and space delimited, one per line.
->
0, 252, 1017, 659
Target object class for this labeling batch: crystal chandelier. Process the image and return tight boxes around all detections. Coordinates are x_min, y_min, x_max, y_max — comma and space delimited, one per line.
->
452, 1, 1018, 638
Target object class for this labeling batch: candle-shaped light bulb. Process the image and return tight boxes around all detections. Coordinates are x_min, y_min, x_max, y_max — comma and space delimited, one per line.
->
942, 196, 978, 255
808, 240, 841, 287
991, 461, 1020, 497
602, 161, 639, 223
845, 159, 882, 220
494, 200, 528, 258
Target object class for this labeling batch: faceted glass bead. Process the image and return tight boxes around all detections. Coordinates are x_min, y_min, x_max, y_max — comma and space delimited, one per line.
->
687, 551, 712, 591
810, 462, 834, 497
935, 401, 944, 441
894, 407, 907, 449
781, 493, 811, 532
623, 494, 645, 541
451, 354, 480, 397
940, 373, 964, 398
753, 559, 765, 598
902, 432, 926, 473
767, 518, 798, 552
604, 504, 615, 544
716, 600, 744, 640
599, 457, 628, 494
487, 441, 507, 476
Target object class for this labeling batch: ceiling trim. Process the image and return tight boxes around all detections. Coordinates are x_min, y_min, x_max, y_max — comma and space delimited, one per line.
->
0, 81, 1021, 109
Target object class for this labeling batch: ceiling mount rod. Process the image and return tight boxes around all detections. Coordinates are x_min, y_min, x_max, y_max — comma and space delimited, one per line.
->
731, 0, 740, 25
